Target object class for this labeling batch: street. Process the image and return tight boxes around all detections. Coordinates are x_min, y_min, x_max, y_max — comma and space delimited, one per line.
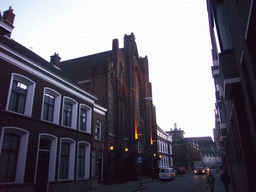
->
139, 170, 225, 192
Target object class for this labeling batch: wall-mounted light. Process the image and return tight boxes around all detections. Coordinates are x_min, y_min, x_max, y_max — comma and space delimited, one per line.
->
110, 145, 114, 150
125, 148, 128, 152
159, 155, 162, 158
154, 154, 156, 156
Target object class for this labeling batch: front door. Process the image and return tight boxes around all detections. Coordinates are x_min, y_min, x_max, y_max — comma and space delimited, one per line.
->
34, 138, 51, 192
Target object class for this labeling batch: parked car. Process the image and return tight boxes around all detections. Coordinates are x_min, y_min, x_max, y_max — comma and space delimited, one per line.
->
180, 166, 187, 174
159, 168, 176, 180
172, 167, 181, 175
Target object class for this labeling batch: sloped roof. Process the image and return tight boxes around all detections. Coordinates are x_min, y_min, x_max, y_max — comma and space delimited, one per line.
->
185, 136, 213, 144
60, 50, 112, 82
1, 35, 97, 100
201, 148, 215, 155
1, 35, 71, 80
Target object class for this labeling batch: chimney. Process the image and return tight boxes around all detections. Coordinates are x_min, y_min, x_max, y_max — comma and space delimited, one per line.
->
2, 6, 15, 37
3, 7, 15, 26
50, 53, 61, 68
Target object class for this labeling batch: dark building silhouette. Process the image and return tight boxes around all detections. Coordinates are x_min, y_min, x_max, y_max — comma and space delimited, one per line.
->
60, 33, 158, 183
0, 7, 157, 190
185, 137, 221, 169
207, 0, 256, 191
166, 124, 202, 172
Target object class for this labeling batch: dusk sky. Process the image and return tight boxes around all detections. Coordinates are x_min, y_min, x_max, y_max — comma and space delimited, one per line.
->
1, 1, 216, 138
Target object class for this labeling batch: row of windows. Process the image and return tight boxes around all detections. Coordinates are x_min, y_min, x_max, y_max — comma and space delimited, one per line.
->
6, 73, 101, 140
0, 127, 90, 183
158, 140, 172, 154
158, 156, 173, 168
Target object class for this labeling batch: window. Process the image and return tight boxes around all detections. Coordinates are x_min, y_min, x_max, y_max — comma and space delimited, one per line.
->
80, 109, 87, 131
0, 134, 20, 182
62, 97, 77, 129
91, 150, 96, 177
42, 88, 61, 124
77, 142, 90, 179
63, 103, 72, 127
43, 94, 54, 121
95, 120, 101, 140
108, 82, 114, 134
77, 145, 85, 178
79, 104, 92, 133
59, 143, 70, 179
0, 127, 29, 183
58, 139, 75, 180
8, 81, 27, 114
7, 74, 35, 116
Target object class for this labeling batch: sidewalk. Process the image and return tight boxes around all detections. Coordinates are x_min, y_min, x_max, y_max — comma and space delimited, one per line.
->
88, 177, 156, 192
210, 169, 234, 192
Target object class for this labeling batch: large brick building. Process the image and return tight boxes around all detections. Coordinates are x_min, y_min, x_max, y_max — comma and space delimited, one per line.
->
207, 0, 256, 191
0, 7, 158, 191
0, 7, 107, 192
60, 33, 158, 183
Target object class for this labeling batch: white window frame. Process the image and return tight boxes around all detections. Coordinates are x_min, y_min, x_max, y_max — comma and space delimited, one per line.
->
58, 138, 75, 181
41, 88, 61, 124
34, 134, 58, 183
0, 127, 29, 184
6, 73, 36, 117
62, 97, 78, 129
78, 104, 92, 133
77, 141, 90, 180
94, 119, 102, 140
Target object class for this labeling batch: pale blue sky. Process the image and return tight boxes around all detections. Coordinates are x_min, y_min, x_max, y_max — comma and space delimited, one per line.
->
1, 1, 215, 138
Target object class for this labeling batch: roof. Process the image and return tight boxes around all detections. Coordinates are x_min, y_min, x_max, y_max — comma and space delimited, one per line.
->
1, 35, 98, 100
184, 137, 213, 144
201, 148, 215, 155
1, 35, 71, 80
157, 126, 167, 135
60, 50, 113, 81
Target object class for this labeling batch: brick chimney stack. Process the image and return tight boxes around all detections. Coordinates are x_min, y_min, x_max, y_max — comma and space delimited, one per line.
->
50, 53, 61, 68
1, 6, 15, 37
3, 7, 15, 26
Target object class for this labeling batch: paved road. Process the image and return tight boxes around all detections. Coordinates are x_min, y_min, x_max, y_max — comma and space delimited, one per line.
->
139, 170, 225, 192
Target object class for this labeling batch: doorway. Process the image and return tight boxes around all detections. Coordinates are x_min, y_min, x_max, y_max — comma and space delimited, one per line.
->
34, 138, 51, 192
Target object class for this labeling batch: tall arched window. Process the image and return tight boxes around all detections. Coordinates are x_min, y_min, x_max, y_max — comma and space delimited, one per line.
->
0, 127, 29, 183
7, 73, 35, 117
108, 82, 114, 134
